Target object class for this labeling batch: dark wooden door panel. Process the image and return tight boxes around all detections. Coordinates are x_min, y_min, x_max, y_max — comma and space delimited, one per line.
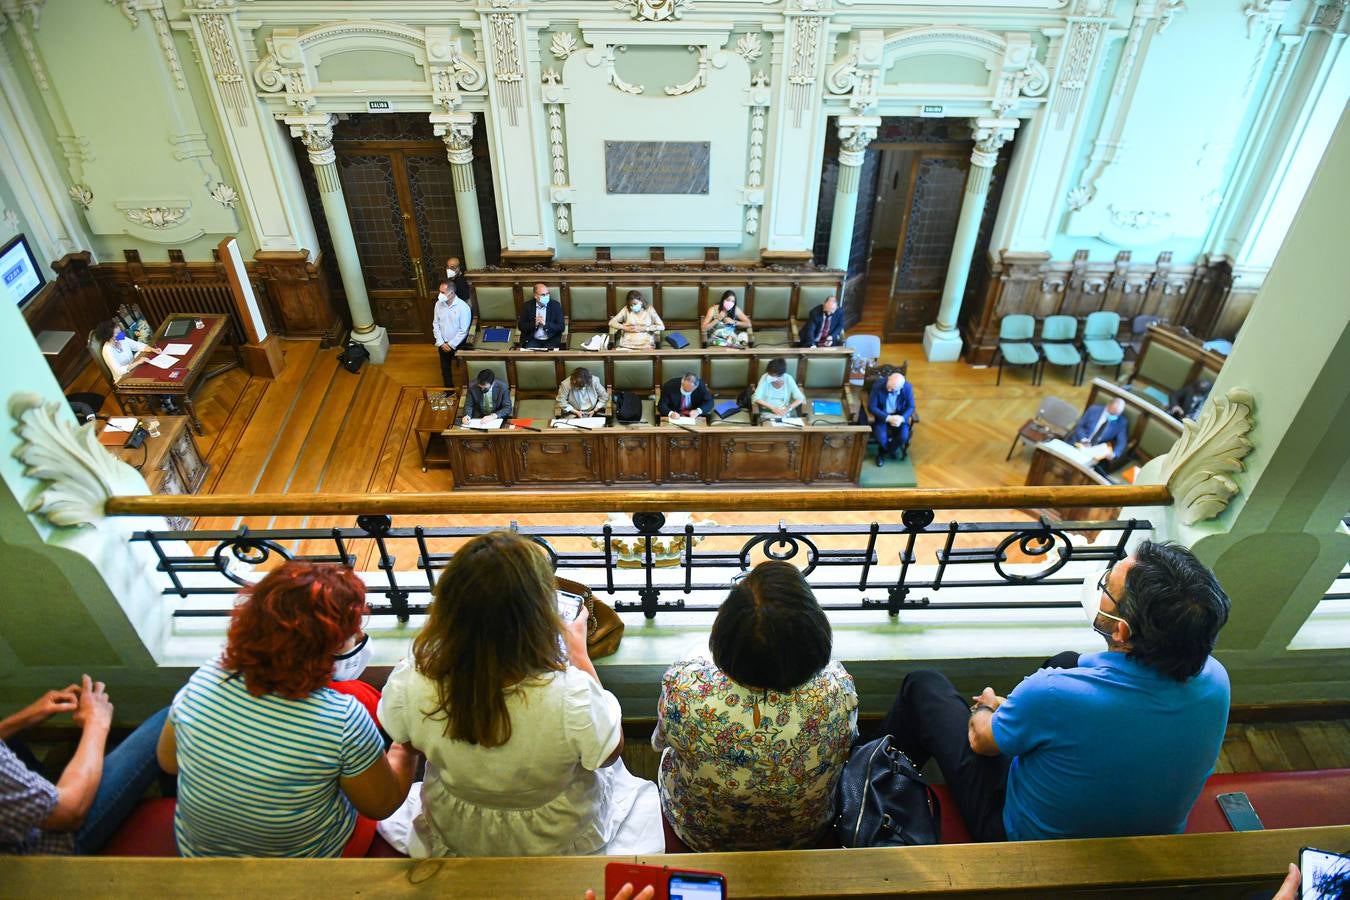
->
514, 437, 600, 483
812, 432, 861, 482
662, 434, 703, 483
716, 435, 802, 481
886, 150, 969, 340
611, 434, 655, 483
453, 438, 506, 486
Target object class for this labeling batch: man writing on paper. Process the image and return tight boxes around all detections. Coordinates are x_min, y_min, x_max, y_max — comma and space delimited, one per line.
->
432, 281, 472, 389
1066, 397, 1129, 475
462, 369, 512, 426
556, 368, 608, 419
658, 372, 714, 423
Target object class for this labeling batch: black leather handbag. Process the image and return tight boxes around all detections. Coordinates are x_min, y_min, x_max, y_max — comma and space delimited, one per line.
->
835, 734, 942, 847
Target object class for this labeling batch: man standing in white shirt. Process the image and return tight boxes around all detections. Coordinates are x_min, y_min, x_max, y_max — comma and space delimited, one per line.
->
432, 281, 472, 388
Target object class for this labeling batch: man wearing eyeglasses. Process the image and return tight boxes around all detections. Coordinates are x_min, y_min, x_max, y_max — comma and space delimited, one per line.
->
875, 540, 1231, 842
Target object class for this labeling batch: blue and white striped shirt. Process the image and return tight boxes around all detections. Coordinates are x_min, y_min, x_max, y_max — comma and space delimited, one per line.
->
170, 659, 384, 857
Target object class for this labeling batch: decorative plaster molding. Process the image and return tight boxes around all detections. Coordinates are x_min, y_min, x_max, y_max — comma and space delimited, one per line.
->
1242, 1, 1290, 98
254, 30, 314, 112
616, 0, 693, 21
541, 69, 572, 234
786, 8, 825, 128
837, 116, 878, 169
121, 205, 189, 230
104, 0, 186, 91
489, 6, 526, 127
734, 32, 763, 62
551, 31, 579, 60
1311, 0, 1347, 30
743, 71, 770, 234
1051, 15, 1106, 129
2, 1, 49, 92
68, 184, 94, 210
209, 182, 238, 208
1106, 204, 1171, 231
1066, 185, 1094, 211
198, 11, 249, 126
1158, 0, 1187, 33
971, 119, 1017, 168
665, 46, 726, 96
1159, 388, 1256, 525
825, 29, 882, 112
10, 394, 147, 529
1, 208, 17, 234
603, 44, 645, 95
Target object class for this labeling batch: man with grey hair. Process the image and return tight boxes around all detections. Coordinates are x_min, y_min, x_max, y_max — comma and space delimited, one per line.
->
798, 294, 845, 348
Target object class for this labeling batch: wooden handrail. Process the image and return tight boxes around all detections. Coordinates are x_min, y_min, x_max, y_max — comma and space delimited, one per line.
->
104, 484, 1172, 517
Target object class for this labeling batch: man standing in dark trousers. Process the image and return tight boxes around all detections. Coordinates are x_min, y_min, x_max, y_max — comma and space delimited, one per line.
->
875, 541, 1231, 843
432, 281, 471, 388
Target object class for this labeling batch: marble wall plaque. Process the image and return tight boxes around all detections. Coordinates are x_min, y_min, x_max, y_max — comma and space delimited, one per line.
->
605, 141, 710, 195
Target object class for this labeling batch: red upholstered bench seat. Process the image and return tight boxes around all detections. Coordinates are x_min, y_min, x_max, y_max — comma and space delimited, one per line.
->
99, 769, 1350, 857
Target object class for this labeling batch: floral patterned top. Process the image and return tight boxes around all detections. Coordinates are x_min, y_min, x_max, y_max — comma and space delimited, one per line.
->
652, 656, 858, 852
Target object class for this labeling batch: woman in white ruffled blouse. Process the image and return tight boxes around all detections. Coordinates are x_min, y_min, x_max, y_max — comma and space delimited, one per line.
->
376, 531, 662, 857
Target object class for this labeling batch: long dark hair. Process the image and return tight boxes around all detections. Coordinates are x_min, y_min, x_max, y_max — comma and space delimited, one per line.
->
413, 532, 564, 746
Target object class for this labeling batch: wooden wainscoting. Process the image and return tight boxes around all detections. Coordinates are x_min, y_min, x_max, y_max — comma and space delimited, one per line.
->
960, 249, 1265, 366
20, 252, 112, 386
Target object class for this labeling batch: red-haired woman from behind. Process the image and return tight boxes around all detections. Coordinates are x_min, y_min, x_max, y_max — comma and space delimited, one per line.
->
155, 561, 416, 856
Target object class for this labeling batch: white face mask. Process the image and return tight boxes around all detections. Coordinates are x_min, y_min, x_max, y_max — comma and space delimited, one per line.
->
1079, 569, 1128, 640
538, 294, 550, 305
438, 292, 448, 302
332, 634, 372, 682
447, 268, 457, 277
630, 302, 642, 312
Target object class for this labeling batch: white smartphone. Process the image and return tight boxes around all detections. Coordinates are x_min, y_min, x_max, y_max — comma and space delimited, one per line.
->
1301, 847, 1350, 898
556, 590, 585, 622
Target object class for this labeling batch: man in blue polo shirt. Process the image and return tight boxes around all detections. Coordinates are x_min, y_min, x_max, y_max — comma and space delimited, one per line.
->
876, 540, 1231, 841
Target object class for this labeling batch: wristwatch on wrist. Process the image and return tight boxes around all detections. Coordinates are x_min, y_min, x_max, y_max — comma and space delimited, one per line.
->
971, 703, 996, 716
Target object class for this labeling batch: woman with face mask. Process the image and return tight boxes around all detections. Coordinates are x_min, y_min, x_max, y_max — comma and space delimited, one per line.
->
156, 562, 416, 857
702, 290, 751, 348
608, 290, 664, 350
94, 319, 150, 383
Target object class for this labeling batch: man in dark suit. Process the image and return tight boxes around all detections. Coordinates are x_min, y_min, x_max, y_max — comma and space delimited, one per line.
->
798, 294, 845, 348
444, 256, 472, 304
657, 372, 715, 421
461, 368, 512, 424
1066, 398, 1129, 474
866, 370, 915, 466
519, 282, 565, 349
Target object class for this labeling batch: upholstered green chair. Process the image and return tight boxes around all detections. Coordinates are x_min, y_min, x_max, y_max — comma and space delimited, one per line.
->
993, 314, 1041, 385
612, 357, 657, 424
1039, 315, 1082, 385
660, 285, 702, 322
1082, 311, 1125, 384
568, 285, 611, 348
752, 285, 794, 346
473, 285, 518, 350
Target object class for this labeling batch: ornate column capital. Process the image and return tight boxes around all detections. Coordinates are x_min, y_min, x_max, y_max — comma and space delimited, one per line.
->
432, 113, 475, 167
970, 117, 1019, 168
837, 115, 880, 168
286, 113, 336, 164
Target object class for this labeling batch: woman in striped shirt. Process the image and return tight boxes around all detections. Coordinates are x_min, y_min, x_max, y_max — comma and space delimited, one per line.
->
155, 562, 416, 857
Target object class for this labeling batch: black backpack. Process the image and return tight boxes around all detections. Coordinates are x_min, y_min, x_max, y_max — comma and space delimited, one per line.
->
338, 342, 370, 374
614, 391, 643, 423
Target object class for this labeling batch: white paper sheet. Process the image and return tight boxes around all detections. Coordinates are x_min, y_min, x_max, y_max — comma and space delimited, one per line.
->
551, 416, 606, 430
667, 414, 701, 426
106, 417, 138, 432
768, 417, 805, 428
1043, 438, 1097, 467
463, 418, 504, 430
145, 353, 180, 370
163, 343, 193, 356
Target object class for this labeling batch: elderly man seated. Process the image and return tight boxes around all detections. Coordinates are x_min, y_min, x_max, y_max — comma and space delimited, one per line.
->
1066, 397, 1129, 475
865, 370, 915, 467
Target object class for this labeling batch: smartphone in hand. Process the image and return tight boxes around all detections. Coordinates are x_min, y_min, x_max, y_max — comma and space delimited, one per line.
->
604, 863, 726, 900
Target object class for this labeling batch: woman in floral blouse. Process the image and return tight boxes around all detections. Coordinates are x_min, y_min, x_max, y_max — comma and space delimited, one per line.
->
652, 561, 858, 851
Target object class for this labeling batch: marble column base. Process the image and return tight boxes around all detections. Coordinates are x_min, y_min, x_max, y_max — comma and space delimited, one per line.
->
922, 323, 964, 362
350, 325, 390, 365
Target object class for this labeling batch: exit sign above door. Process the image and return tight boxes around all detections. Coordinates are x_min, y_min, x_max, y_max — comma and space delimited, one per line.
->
919, 105, 944, 117
366, 100, 393, 112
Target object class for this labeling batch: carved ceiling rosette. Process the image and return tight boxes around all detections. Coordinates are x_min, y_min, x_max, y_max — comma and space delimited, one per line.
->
616, 0, 693, 22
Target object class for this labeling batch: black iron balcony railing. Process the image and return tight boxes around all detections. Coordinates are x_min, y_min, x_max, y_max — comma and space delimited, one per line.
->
104, 486, 1171, 623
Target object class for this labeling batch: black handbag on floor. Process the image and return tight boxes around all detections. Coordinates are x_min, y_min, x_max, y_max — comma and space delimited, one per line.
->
835, 734, 941, 847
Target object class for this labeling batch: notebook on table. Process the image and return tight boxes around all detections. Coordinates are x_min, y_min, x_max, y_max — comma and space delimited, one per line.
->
812, 400, 844, 416
481, 326, 511, 343
163, 319, 193, 339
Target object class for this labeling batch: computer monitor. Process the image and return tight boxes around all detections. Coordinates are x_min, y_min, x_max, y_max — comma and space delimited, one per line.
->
0, 233, 46, 310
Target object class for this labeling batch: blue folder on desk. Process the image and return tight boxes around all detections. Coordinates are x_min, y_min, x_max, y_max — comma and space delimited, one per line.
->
481, 327, 511, 343
714, 400, 741, 419
812, 400, 844, 416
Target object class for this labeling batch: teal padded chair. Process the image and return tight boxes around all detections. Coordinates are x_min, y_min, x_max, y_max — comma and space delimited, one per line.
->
1039, 315, 1082, 386
568, 285, 611, 348
474, 285, 519, 350
1081, 311, 1124, 384
993, 314, 1040, 386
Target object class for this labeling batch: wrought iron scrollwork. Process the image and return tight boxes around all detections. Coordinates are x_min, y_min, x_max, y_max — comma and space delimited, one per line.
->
992, 524, 1073, 582
738, 526, 820, 576
211, 534, 293, 587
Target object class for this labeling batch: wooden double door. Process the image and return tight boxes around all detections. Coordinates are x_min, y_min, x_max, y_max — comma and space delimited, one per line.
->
334, 141, 463, 342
